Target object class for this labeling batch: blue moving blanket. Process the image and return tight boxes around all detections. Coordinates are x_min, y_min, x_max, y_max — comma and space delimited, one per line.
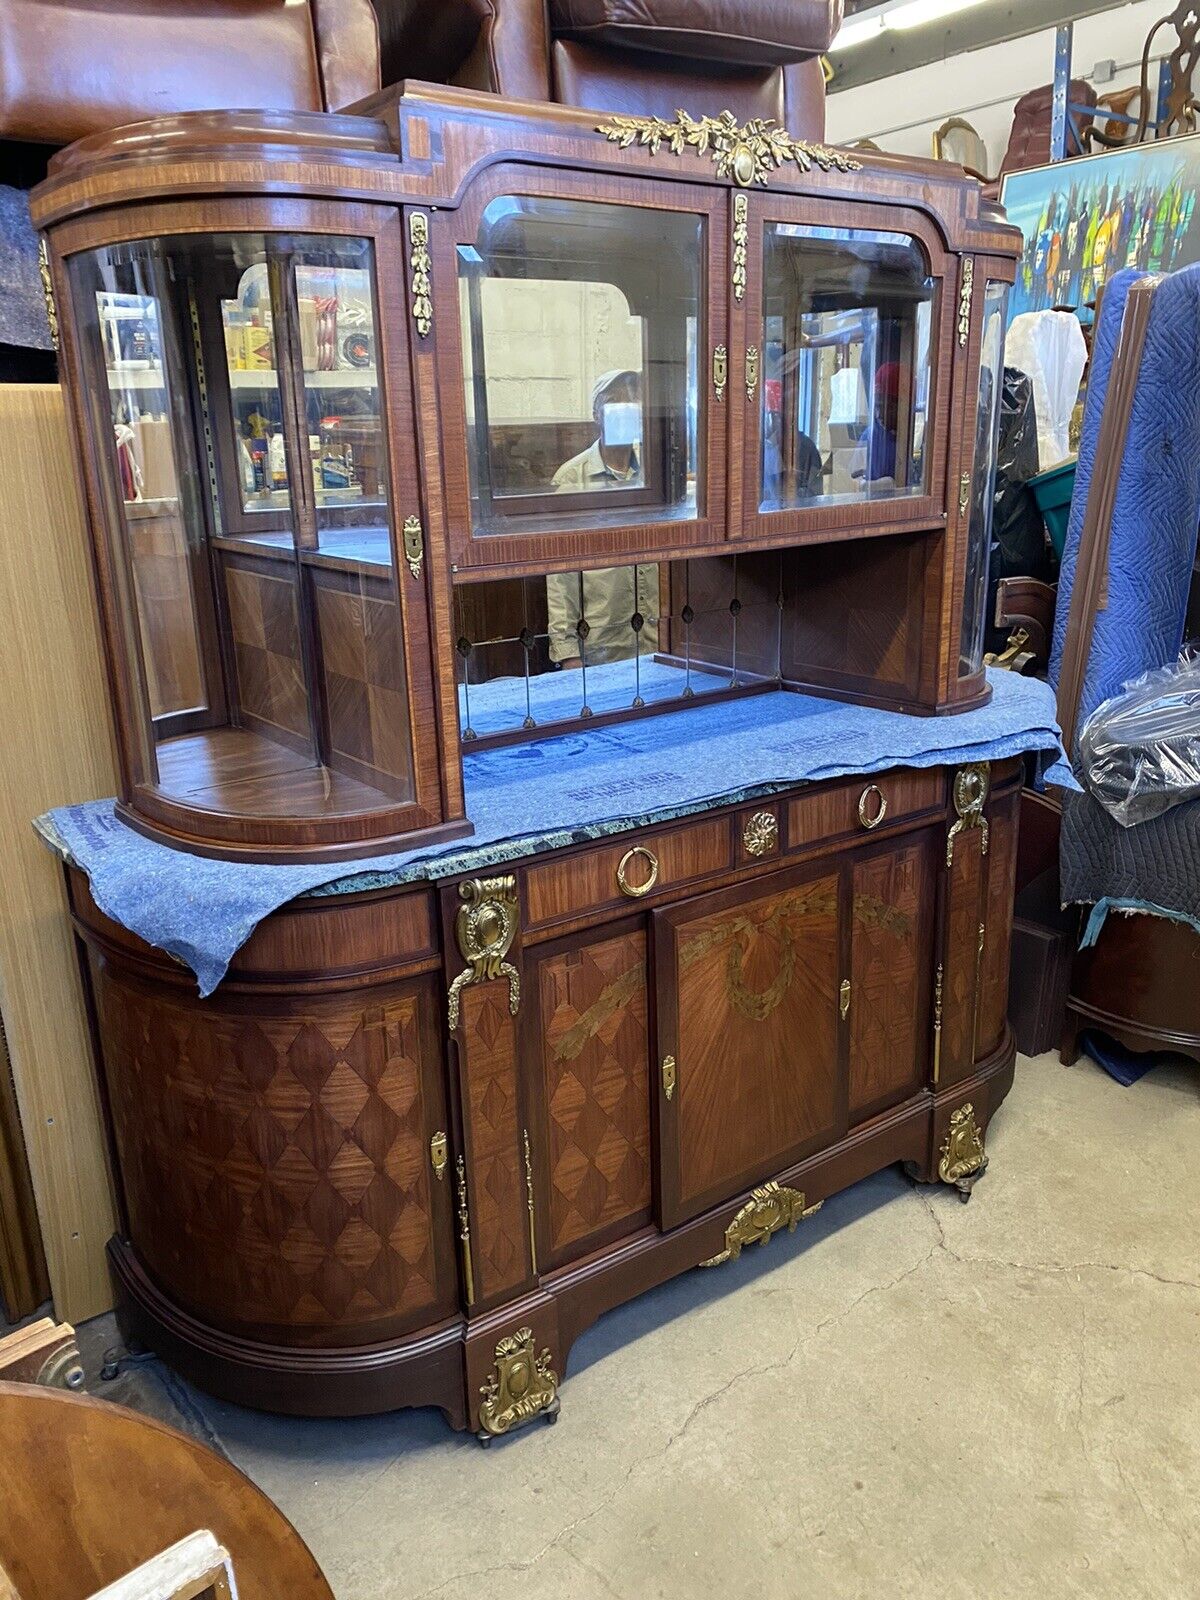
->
1049, 263, 1200, 936
1050, 265, 1200, 741
39, 671, 1070, 996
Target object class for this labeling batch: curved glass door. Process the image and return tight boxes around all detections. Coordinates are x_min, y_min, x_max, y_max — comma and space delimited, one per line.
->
960, 279, 1010, 677
69, 230, 416, 826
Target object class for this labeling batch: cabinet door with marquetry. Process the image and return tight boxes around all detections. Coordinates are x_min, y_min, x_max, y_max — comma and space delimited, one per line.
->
523, 924, 654, 1272
847, 828, 938, 1122
654, 863, 843, 1229
89, 963, 459, 1343
975, 787, 1020, 1061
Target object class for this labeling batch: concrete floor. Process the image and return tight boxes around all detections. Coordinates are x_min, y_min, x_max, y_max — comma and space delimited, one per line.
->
85, 1049, 1200, 1599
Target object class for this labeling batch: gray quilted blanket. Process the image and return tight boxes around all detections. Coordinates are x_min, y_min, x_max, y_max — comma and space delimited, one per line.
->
1061, 787, 1200, 925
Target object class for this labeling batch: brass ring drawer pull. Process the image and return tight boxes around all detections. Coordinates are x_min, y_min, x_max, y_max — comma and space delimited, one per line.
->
857, 784, 888, 830
617, 845, 660, 899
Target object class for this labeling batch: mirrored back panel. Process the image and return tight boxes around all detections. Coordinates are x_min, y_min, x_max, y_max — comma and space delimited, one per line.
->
453, 554, 783, 744
451, 529, 938, 746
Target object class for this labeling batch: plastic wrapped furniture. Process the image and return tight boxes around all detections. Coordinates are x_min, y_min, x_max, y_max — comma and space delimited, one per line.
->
1079, 655, 1200, 827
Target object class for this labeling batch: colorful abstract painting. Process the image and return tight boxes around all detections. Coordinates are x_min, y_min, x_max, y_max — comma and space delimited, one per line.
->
1001, 136, 1200, 318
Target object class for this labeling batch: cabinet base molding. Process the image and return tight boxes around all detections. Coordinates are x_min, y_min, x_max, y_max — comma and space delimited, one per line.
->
107, 1241, 471, 1429
106, 1036, 1014, 1433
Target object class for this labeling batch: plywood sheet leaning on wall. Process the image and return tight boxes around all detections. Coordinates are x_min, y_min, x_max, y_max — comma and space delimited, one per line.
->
0, 384, 118, 1321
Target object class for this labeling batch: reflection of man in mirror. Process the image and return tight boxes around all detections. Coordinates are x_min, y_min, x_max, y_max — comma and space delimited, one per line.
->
547, 369, 656, 668
552, 368, 645, 490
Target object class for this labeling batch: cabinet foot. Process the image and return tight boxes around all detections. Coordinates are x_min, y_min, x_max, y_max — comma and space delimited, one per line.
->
476, 1327, 560, 1446
476, 1394, 560, 1447
949, 1160, 987, 1202
937, 1103, 988, 1200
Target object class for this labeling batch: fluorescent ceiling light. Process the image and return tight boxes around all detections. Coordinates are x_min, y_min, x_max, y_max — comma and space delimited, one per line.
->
884, 0, 986, 30
831, 14, 886, 50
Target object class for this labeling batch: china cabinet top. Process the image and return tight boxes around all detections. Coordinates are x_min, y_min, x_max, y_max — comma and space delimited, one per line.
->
31, 86, 1020, 864
32, 86, 1017, 256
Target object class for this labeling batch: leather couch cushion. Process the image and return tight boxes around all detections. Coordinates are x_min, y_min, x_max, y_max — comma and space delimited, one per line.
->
552, 41, 826, 138
550, 0, 842, 65
0, 0, 378, 144
313, 0, 381, 109
553, 39, 785, 123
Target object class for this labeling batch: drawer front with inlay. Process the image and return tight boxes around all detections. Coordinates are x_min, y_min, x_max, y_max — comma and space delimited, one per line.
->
524, 816, 732, 932
787, 768, 945, 852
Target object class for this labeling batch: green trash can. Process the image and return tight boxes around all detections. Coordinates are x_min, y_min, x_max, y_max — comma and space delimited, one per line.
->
1029, 456, 1077, 560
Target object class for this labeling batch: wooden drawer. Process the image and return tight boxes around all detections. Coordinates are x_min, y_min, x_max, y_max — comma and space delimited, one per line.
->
523, 815, 732, 930
787, 767, 944, 851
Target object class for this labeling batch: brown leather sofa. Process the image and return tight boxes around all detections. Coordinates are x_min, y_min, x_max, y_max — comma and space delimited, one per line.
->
0, 0, 381, 145
0, 0, 838, 369
1, 0, 839, 149
374, 0, 841, 137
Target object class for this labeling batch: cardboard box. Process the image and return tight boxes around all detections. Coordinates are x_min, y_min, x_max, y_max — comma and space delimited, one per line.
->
132, 417, 177, 503
298, 297, 319, 371
242, 323, 274, 371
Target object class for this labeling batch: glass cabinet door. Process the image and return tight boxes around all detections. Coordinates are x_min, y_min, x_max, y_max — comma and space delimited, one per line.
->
67, 219, 441, 855
959, 278, 1010, 678
738, 199, 949, 537
435, 174, 726, 569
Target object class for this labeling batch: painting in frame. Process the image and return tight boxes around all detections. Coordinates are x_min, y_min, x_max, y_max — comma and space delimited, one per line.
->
1000, 133, 1200, 318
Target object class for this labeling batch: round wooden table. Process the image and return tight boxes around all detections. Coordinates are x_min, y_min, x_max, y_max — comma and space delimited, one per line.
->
0, 1382, 332, 1600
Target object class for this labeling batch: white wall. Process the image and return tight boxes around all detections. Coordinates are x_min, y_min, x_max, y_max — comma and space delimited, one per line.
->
826, 0, 1172, 173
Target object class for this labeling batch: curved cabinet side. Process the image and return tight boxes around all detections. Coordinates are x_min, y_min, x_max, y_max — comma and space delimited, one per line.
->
70, 873, 467, 1418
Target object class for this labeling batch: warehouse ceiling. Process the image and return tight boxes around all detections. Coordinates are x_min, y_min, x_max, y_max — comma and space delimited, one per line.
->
830, 0, 1132, 92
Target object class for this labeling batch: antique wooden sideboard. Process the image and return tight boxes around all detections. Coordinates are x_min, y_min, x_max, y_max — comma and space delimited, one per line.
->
33, 88, 1025, 1439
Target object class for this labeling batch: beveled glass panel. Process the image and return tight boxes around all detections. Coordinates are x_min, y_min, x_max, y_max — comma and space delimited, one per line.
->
760, 224, 935, 511
960, 279, 1009, 675
458, 195, 702, 536
70, 231, 414, 820
453, 556, 782, 742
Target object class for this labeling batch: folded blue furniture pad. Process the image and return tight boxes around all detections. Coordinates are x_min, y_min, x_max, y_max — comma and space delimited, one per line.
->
1049, 264, 1200, 744
1061, 786, 1200, 944
39, 669, 1070, 997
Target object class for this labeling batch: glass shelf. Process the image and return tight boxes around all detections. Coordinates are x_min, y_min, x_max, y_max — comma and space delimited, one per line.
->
228, 367, 379, 390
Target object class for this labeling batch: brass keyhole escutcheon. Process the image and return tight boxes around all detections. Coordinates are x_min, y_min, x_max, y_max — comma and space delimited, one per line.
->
857, 784, 888, 830
430, 1131, 448, 1181
840, 979, 852, 1021
661, 1054, 677, 1101
713, 344, 728, 403
617, 845, 659, 899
